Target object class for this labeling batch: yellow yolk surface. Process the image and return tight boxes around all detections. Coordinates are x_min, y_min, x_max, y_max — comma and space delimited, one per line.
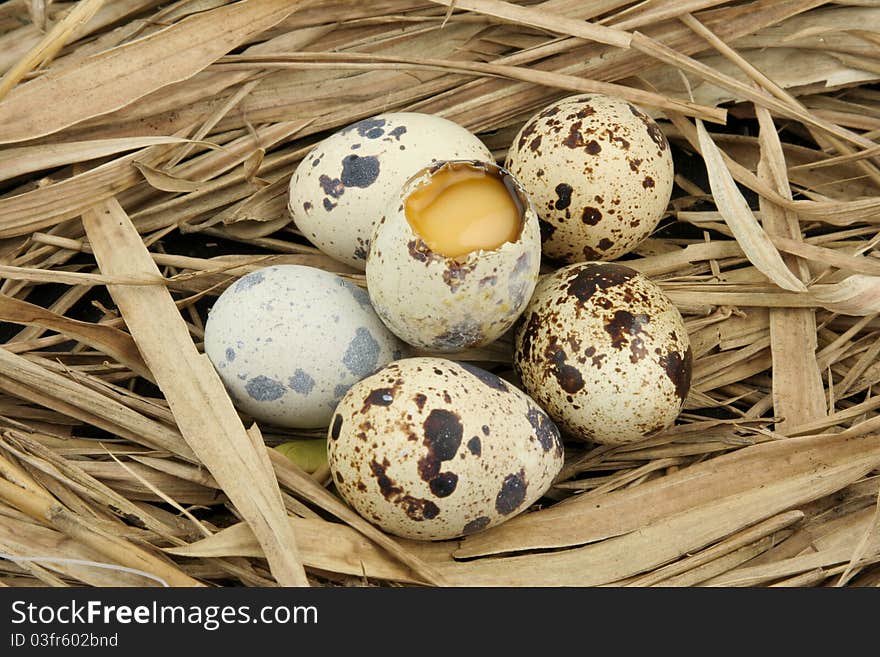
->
405, 164, 521, 258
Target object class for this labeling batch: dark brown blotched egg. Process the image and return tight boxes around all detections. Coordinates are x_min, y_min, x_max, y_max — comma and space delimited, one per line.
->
505, 94, 674, 263
327, 357, 564, 540
514, 262, 691, 445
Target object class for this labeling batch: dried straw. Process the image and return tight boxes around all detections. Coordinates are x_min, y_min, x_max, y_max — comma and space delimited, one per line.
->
0, 0, 879, 588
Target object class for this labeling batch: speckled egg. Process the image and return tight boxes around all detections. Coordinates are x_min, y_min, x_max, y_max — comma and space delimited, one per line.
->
327, 357, 564, 540
288, 112, 493, 270
505, 94, 674, 263
366, 160, 541, 351
204, 265, 403, 429
514, 262, 691, 444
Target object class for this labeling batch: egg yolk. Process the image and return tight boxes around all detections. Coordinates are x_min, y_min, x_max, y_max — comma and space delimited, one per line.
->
275, 439, 327, 474
405, 163, 522, 258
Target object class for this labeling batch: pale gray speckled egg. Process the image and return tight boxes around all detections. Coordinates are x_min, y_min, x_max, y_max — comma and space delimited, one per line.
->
505, 94, 674, 263
366, 160, 541, 352
514, 262, 692, 445
288, 113, 492, 270
327, 357, 564, 540
204, 265, 403, 429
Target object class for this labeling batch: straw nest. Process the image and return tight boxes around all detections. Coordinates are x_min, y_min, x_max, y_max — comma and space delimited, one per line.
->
0, 0, 879, 588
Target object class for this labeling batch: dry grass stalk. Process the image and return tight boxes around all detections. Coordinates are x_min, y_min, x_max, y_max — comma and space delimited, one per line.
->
0, 0, 312, 144
426, 0, 633, 48
755, 105, 827, 430
81, 198, 308, 586
457, 432, 880, 558
0, 0, 107, 102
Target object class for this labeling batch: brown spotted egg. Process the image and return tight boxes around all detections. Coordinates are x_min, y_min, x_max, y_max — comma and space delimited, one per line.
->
288, 112, 492, 270
327, 357, 564, 540
366, 160, 541, 351
204, 265, 403, 429
514, 262, 692, 445
505, 94, 674, 263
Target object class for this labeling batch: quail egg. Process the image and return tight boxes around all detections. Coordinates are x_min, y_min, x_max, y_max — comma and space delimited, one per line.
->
288, 112, 493, 270
514, 262, 691, 444
204, 265, 403, 428
366, 160, 541, 351
327, 357, 564, 540
505, 94, 674, 263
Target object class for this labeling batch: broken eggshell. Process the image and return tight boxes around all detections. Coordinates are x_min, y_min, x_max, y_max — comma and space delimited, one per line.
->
204, 265, 403, 429
513, 262, 692, 445
366, 160, 541, 352
288, 112, 493, 270
505, 94, 674, 263
327, 357, 564, 541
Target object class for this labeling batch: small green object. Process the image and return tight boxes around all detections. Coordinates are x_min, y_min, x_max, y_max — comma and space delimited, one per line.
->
274, 439, 328, 474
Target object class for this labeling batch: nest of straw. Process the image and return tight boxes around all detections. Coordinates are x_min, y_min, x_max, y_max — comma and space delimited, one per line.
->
0, 0, 879, 588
